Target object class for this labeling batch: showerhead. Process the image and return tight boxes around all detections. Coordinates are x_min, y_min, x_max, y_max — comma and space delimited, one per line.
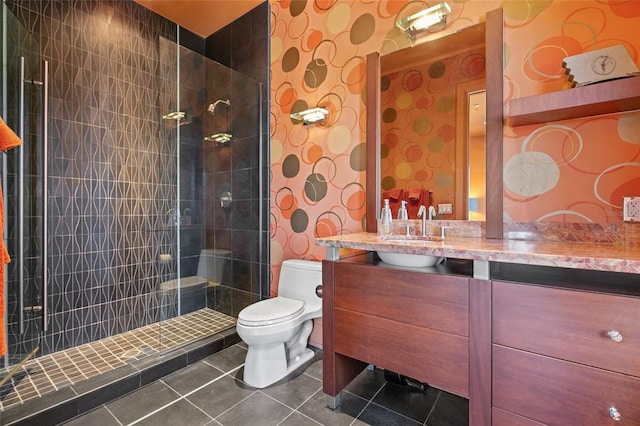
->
207, 99, 230, 115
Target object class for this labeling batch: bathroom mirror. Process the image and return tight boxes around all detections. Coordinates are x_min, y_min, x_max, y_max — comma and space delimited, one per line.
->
366, 8, 503, 238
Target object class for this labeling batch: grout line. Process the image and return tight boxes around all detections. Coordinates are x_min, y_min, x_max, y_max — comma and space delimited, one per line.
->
366, 399, 425, 425
277, 409, 323, 426
103, 403, 125, 426
26, 366, 44, 400
31, 359, 56, 396
358, 380, 431, 425
75, 346, 101, 378
347, 381, 385, 426
3, 309, 236, 412
127, 364, 245, 425
206, 385, 258, 423
259, 376, 323, 412
274, 387, 324, 426
423, 390, 441, 425
183, 396, 216, 423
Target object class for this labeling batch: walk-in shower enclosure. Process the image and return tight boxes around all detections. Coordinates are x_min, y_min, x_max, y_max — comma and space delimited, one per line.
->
0, 0, 268, 379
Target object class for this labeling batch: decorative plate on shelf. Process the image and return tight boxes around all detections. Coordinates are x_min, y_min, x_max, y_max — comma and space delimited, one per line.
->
562, 45, 640, 87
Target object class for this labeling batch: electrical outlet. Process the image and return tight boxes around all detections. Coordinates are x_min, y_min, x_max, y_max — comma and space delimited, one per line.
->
623, 196, 640, 222
438, 204, 453, 215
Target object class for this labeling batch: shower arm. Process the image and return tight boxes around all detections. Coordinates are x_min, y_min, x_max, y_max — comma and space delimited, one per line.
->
205, 99, 232, 144
207, 99, 230, 115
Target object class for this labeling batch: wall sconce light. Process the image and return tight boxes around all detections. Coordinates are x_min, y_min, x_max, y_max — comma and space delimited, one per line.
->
396, 2, 451, 35
290, 107, 329, 125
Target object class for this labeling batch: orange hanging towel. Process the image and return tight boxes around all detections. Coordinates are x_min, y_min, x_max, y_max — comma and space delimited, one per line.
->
0, 117, 23, 357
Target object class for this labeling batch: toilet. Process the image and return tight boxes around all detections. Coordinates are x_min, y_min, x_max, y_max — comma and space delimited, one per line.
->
236, 259, 322, 388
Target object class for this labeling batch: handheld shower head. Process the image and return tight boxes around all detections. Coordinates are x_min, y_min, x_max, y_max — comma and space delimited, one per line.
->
207, 99, 230, 115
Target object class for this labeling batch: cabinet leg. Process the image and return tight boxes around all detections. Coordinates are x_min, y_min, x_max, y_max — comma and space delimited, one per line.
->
326, 394, 341, 410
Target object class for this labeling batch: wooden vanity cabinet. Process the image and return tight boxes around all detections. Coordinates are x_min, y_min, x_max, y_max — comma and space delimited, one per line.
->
323, 253, 471, 400
492, 280, 640, 425
323, 253, 640, 424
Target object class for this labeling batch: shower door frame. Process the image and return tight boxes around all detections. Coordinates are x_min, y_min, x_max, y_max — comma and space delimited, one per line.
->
1, 2, 47, 369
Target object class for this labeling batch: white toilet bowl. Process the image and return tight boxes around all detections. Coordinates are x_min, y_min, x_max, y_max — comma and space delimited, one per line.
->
236, 259, 322, 388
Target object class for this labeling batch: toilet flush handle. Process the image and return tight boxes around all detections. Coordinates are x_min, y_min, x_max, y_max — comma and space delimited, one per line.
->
315, 285, 323, 298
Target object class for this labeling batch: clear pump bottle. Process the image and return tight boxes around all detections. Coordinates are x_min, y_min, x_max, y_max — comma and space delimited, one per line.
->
397, 200, 408, 220
379, 199, 393, 238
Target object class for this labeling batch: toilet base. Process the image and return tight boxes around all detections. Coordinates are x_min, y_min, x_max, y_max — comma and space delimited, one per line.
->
243, 345, 315, 389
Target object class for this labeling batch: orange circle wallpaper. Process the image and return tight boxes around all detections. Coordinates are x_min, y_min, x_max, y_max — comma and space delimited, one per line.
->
270, 1, 640, 302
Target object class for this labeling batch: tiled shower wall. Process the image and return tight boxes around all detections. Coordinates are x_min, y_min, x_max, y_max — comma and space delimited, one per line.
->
204, 2, 271, 315
3, 0, 270, 359
5, 0, 179, 357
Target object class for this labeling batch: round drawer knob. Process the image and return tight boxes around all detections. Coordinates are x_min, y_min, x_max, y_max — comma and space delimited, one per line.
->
607, 330, 623, 342
609, 406, 622, 421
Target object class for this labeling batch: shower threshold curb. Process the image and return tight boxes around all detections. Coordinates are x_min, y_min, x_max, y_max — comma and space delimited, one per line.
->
1, 328, 240, 426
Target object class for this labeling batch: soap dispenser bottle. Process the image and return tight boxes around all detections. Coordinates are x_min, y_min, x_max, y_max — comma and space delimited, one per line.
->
397, 200, 408, 220
379, 199, 393, 238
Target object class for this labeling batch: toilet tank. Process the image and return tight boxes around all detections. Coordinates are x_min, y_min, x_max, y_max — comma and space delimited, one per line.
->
278, 259, 322, 309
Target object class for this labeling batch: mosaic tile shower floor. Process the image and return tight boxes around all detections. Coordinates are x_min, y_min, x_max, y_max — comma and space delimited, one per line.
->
0, 309, 236, 411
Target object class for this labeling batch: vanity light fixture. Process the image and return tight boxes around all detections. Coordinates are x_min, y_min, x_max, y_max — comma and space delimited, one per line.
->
396, 2, 451, 34
290, 107, 329, 125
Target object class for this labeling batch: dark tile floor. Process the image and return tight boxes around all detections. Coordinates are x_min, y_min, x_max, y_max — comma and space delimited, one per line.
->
63, 343, 469, 426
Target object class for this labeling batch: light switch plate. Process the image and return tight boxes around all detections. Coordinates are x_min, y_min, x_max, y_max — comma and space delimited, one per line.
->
623, 196, 640, 222
438, 204, 453, 215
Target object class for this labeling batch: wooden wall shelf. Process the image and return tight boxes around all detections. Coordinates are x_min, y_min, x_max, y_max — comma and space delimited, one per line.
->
507, 76, 640, 127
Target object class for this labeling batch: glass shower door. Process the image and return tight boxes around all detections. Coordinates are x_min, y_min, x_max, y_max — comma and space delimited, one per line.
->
156, 40, 264, 351
0, 2, 46, 373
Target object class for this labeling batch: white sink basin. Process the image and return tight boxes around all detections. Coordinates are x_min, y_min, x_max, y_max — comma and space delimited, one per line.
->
376, 251, 443, 267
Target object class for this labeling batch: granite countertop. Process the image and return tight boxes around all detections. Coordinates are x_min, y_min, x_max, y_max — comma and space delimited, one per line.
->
316, 232, 640, 274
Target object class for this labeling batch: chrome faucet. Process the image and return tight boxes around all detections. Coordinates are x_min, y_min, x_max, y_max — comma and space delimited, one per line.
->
417, 205, 428, 236
428, 205, 437, 220
440, 225, 451, 240
418, 205, 439, 236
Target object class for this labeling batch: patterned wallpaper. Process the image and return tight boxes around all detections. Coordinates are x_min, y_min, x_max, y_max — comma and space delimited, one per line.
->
270, 1, 640, 280
269, 0, 499, 346
269, 0, 498, 290
503, 1, 640, 223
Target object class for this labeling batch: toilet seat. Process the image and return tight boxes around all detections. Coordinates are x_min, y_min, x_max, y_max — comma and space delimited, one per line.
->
238, 297, 304, 326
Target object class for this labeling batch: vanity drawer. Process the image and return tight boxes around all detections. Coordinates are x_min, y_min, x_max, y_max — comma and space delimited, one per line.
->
334, 262, 468, 336
492, 407, 546, 426
493, 280, 640, 377
335, 308, 469, 397
493, 345, 640, 425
